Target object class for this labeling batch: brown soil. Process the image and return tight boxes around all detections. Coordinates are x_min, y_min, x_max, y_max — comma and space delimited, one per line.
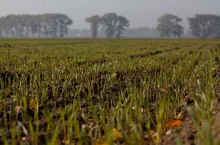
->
130, 50, 163, 58
76, 58, 108, 66
213, 83, 220, 144
0, 44, 11, 48
130, 47, 181, 59
161, 83, 220, 145
161, 117, 197, 145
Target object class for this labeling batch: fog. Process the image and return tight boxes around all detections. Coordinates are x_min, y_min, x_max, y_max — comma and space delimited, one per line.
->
0, 0, 220, 29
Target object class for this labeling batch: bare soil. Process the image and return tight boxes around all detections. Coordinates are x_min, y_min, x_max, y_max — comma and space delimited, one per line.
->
161, 82, 220, 145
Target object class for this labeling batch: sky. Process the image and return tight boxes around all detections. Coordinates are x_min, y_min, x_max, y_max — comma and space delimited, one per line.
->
0, 0, 220, 29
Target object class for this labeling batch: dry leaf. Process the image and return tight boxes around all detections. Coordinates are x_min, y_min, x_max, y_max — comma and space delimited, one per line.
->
62, 139, 70, 144
165, 119, 183, 128
160, 88, 168, 93
2, 88, 7, 93
160, 84, 171, 93
112, 128, 122, 139
94, 138, 108, 145
15, 106, 22, 113
29, 99, 36, 109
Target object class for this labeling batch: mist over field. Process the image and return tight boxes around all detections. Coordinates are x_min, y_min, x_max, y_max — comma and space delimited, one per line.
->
0, 0, 220, 29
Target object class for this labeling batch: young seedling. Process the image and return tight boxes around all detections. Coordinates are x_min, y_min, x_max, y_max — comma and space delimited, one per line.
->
0, 44, 11, 61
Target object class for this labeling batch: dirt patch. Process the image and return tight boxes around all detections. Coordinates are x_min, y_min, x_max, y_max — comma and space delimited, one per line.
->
0, 44, 11, 48
212, 82, 220, 144
213, 66, 220, 78
130, 47, 182, 59
130, 50, 163, 58
76, 58, 108, 66
212, 107, 220, 144
106, 51, 122, 55
189, 51, 194, 55
161, 83, 220, 145
161, 117, 197, 145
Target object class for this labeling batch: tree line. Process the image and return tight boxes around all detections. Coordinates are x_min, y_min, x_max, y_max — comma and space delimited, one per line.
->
0, 13, 220, 38
87, 13, 220, 38
157, 13, 220, 38
0, 14, 73, 38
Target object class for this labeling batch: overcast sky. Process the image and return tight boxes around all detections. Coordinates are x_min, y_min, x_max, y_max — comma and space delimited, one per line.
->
0, 0, 220, 29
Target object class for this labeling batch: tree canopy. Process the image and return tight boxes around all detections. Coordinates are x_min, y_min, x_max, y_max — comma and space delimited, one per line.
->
86, 13, 129, 38
157, 13, 184, 38
85, 15, 101, 38
188, 14, 220, 38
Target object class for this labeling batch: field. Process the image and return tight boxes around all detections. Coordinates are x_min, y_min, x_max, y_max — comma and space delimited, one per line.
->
0, 39, 219, 145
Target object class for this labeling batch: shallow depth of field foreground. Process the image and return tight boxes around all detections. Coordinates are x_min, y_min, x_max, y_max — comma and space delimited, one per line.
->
0, 39, 219, 145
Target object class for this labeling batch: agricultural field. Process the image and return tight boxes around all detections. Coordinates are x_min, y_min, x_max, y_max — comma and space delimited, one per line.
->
0, 39, 219, 145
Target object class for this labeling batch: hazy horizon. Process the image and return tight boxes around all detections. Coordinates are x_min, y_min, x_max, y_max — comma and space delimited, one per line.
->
0, 0, 220, 29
